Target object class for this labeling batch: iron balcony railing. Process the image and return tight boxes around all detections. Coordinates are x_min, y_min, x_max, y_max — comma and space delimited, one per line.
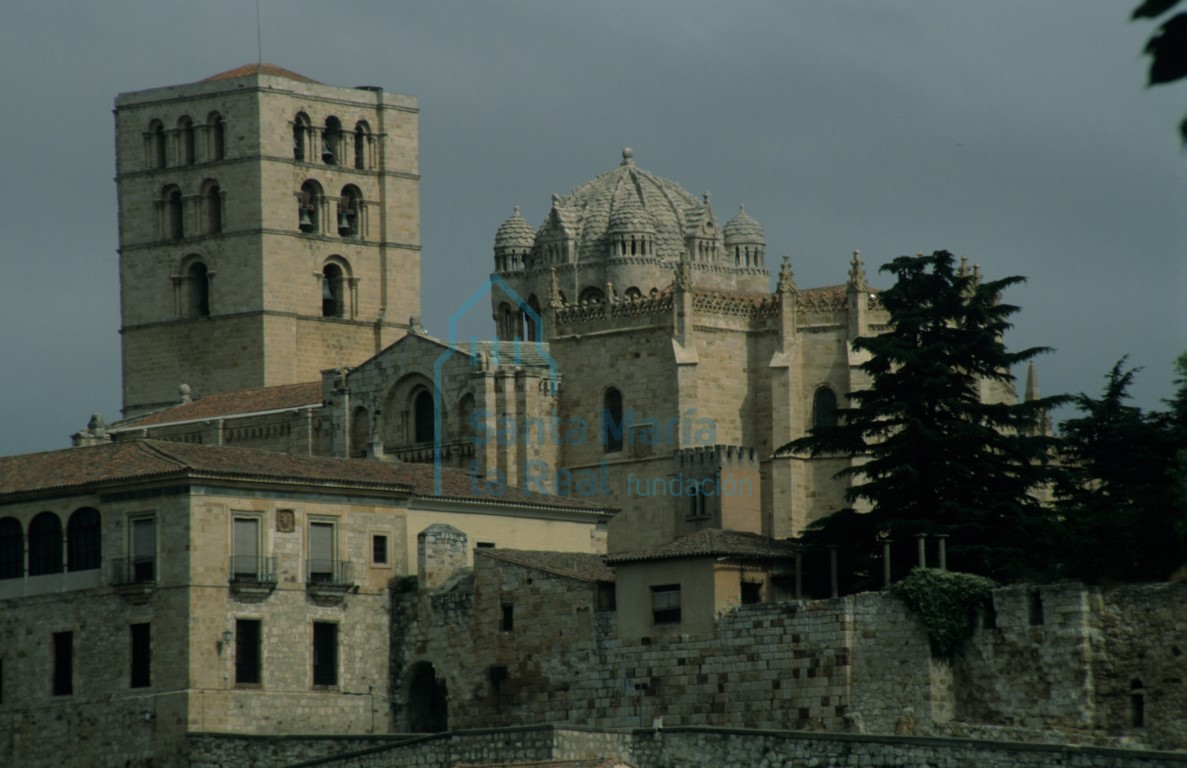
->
306, 558, 353, 587
111, 556, 156, 585
228, 555, 277, 584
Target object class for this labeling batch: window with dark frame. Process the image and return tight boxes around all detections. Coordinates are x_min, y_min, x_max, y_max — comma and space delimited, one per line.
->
234, 619, 261, 686
52, 631, 73, 696
372, 534, 388, 565
741, 580, 762, 605
500, 604, 514, 632
130, 623, 151, 688
651, 584, 681, 625
312, 622, 338, 687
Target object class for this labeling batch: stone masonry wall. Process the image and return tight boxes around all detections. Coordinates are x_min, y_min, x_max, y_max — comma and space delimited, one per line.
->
394, 559, 938, 735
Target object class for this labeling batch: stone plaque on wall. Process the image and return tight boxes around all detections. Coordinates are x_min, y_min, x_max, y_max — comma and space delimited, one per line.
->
276, 508, 295, 532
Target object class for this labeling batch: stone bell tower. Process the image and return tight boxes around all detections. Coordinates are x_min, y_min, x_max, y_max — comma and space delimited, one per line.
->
114, 64, 420, 418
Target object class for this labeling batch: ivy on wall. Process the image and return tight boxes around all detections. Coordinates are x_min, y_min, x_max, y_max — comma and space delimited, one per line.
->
890, 568, 998, 659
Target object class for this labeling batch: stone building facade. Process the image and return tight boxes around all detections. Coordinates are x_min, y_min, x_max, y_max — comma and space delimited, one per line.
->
0, 440, 612, 768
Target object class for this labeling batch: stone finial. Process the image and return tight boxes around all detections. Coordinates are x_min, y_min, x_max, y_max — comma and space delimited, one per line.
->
971, 263, 982, 287
409, 315, 425, 334
548, 267, 563, 308
702, 192, 711, 205
847, 250, 867, 291
551, 193, 560, 206
621, 147, 634, 166
179, 383, 192, 404
958, 255, 970, 278
777, 254, 797, 294
675, 256, 693, 291
72, 413, 112, 447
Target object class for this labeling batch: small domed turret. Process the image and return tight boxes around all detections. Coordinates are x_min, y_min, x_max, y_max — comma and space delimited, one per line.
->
494, 207, 535, 273
723, 205, 765, 268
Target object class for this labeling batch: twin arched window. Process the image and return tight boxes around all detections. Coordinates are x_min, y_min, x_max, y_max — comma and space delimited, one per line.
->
146, 113, 226, 169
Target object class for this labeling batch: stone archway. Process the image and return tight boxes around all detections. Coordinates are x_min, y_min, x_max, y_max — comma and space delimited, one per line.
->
407, 661, 448, 733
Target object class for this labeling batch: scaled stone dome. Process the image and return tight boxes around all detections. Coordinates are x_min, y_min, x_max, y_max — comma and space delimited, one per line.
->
536, 148, 705, 263
606, 189, 657, 235
723, 205, 765, 245
494, 206, 536, 249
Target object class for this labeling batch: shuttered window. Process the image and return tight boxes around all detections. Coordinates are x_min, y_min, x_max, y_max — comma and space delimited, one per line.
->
132, 518, 155, 582
232, 517, 260, 578
308, 522, 335, 582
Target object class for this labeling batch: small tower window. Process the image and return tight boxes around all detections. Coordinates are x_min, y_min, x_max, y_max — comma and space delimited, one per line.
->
338, 186, 361, 238
205, 182, 222, 234
149, 120, 166, 169
179, 116, 195, 165
322, 263, 344, 318
293, 113, 310, 161
208, 112, 226, 161
322, 117, 342, 165
354, 121, 370, 169
187, 261, 210, 318
299, 181, 321, 233
167, 188, 184, 240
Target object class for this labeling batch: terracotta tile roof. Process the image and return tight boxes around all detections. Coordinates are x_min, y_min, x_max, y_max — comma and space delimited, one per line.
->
0, 440, 412, 499
116, 382, 322, 428
605, 528, 798, 565
478, 548, 615, 582
394, 461, 617, 515
0, 441, 614, 519
203, 63, 320, 83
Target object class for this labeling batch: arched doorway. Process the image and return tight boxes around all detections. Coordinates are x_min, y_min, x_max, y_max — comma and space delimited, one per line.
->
407, 661, 448, 732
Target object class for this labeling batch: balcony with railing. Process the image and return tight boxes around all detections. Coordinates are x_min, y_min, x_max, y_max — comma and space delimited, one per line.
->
229, 555, 277, 601
111, 556, 156, 603
306, 559, 355, 603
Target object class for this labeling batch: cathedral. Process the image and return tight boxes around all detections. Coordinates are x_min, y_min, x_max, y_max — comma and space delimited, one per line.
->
89, 62, 979, 550
3, 65, 1170, 768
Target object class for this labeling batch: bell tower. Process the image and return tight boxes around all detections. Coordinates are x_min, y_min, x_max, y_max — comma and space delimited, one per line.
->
114, 64, 420, 418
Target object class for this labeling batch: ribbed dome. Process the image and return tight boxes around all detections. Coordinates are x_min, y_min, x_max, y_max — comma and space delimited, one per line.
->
723, 205, 764, 245
536, 148, 705, 263
606, 190, 657, 234
494, 206, 536, 249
